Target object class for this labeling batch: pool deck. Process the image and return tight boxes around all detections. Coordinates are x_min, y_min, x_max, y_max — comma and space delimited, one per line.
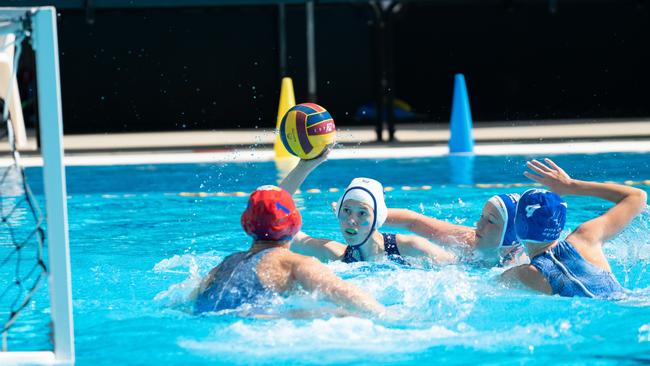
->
2, 119, 650, 166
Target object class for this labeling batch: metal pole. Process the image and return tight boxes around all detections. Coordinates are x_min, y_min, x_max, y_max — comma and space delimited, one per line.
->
370, 1, 385, 141
33, 7, 75, 364
278, 3, 287, 78
385, 2, 397, 141
306, 0, 317, 102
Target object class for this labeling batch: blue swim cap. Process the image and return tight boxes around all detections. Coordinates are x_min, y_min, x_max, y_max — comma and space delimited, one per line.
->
515, 189, 567, 243
487, 193, 520, 248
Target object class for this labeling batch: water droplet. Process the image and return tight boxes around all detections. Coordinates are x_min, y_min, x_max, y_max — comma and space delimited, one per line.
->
560, 321, 571, 331
639, 324, 650, 342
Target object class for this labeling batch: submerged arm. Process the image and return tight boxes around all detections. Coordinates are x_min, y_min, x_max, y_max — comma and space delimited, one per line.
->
386, 208, 475, 247
396, 234, 458, 264
291, 231, 346, 262
292, 256, 386, 316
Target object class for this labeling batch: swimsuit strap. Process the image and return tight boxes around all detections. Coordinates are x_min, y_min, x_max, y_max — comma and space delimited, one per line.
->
194, 248, 276, 314
342, 234, 408, 265
342, 245, 359, 263
382, 233, 400, 256
382, 233, 409, 266
244, 246, 282, 260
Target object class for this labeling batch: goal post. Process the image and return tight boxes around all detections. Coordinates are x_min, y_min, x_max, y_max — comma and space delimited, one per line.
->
0, 6, 74, 365
34, 7, 74, 365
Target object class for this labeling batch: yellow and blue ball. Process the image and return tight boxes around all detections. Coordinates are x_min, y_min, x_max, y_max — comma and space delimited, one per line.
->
279, 103, 336, 160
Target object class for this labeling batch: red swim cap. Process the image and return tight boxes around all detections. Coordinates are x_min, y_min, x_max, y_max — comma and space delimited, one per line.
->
241, 185, 301, 241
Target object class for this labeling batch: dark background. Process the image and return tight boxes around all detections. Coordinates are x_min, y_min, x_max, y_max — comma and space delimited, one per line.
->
12, 1, 650, 134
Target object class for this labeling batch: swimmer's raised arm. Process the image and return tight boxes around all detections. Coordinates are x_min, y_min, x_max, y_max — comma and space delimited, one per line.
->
291, 255, 386, 316
291, 231, 346, 262
279, 147, 332, 195
386, 208, 475, 248
525, 158, 647, 245
395, 234, 458, 264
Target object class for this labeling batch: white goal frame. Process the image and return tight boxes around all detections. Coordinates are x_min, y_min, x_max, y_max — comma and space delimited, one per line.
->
0, 6, 74, 365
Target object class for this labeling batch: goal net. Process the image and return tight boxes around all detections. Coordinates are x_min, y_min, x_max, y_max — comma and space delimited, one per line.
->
0, 7, 74, 365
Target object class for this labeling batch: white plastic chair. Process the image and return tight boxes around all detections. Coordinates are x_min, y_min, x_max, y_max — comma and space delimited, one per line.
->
0, 33, 27, 149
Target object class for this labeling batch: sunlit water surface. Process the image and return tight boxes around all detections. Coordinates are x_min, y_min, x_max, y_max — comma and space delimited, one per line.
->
2, 153, 650, 365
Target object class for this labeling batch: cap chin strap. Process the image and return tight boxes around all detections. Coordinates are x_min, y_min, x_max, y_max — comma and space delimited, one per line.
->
339, 186, 378, 261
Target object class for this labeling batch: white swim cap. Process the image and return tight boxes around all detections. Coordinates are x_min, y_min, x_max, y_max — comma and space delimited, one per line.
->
337, 177, 387, 229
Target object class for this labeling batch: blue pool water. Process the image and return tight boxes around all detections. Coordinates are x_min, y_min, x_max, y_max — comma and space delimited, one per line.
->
3, 152, 650, 364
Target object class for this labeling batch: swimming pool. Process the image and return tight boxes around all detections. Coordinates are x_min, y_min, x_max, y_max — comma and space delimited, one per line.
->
5, 152, 650, 364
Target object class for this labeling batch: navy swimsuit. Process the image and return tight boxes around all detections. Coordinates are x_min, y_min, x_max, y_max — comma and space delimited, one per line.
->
194, 248, 277, 314
530, 240, 624, 298
342, 233, 408, 265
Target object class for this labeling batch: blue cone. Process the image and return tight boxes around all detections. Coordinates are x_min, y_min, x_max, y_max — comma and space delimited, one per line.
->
448, 154, 475, 185
449, 74, 474, 154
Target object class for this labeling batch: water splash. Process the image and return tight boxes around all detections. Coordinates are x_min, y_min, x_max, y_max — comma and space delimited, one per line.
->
607, 207, 650, 289
179, 317, 458, 362
639, 324, 650, 343
153, 251, 223, 307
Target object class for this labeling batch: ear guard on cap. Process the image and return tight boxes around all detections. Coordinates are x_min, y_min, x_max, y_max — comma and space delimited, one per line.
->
487, 193, 520, 248
336, 177, 387, 228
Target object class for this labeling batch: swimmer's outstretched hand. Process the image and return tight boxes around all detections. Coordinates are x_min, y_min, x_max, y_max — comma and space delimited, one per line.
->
300, 143, 333, 167
524, 158, 574, 195
281, 145, 333, 195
